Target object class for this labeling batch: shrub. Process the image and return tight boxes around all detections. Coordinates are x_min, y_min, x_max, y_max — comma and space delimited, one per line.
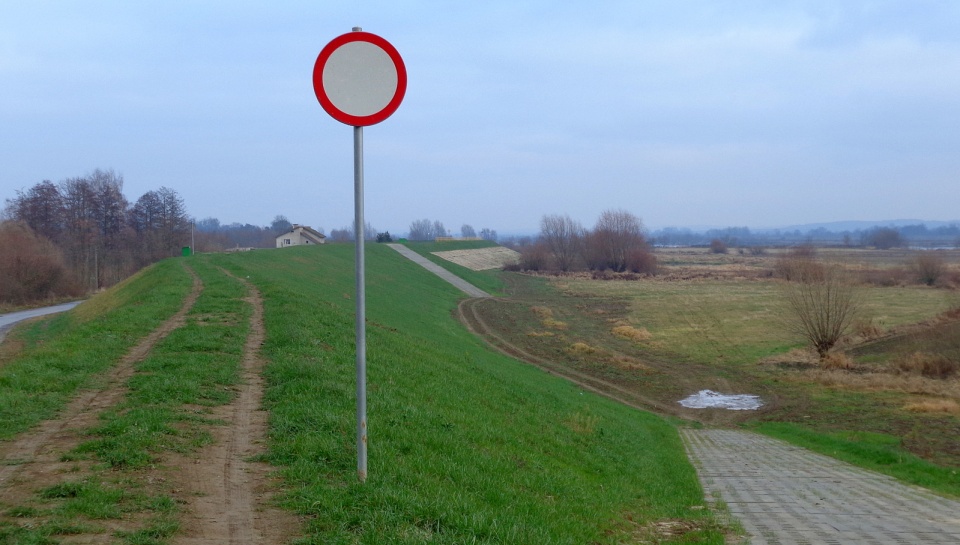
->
775, 255, 825, 282
0, 221, 80, 304
911, 251, 945, 286
774, 245, 821, 281
709, 238, 728, 254
862, 227, 903, 249
625, 247, 657, 275
518, 241, 551, 271
892, 352, 958, 379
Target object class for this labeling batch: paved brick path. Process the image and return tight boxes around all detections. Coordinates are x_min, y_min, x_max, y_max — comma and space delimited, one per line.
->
681, 429, 960, 544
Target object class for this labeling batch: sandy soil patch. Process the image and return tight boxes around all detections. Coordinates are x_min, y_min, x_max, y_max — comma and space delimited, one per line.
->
432, 247, 520, 270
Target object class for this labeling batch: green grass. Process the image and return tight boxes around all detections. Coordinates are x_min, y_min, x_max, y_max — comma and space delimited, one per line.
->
75, 257, 249, 468
751, 422, 960, 497
0, 258, 250, 543
0, 260, 194, 440
0, 245, 727, 543
211, 244, 723, 544
557, 277, 953, 366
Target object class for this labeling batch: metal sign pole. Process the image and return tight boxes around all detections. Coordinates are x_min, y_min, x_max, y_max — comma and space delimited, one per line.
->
354, 124, 368, 483
314, 25, 405, 484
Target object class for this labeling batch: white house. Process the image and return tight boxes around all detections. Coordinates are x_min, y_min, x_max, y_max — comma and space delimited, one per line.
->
276, 224, 326, 248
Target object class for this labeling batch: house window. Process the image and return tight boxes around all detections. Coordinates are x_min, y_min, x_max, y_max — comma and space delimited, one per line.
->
284, 238, 291, 245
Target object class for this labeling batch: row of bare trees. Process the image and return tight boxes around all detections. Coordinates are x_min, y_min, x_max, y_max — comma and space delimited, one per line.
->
2, 170, 190, 303
517, 209, 657, 274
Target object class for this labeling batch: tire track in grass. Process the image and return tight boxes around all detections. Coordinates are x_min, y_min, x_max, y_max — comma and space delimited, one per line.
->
0, 265, 203, 493
171, 272, 299, 545
458, 297, 678, 415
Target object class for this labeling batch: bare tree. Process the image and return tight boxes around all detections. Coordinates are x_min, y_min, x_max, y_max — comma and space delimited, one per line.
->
479, 227, 497, 242
781, 263, 861, 361
539, 214, 583, 271
329, 227, 352, 242
129, 186, 189, 263
5, 180, 64, 241
408, 219, 447, 241
461, 224, 476, 238
432, 220, 448, 238
408, 219, 433, 241
270, 215, 292, 235
587, 209, 648, 272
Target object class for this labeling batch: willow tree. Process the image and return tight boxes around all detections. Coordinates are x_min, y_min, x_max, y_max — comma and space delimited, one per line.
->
781, 263, 861, 361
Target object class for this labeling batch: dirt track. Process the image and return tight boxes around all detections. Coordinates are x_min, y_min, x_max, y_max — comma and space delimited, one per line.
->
0, 268, 202, 495
171, 272, 297, 545
0, 265, 297, 544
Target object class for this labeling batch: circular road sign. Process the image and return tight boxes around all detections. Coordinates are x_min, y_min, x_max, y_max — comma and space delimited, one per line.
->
313, 31, 407, 127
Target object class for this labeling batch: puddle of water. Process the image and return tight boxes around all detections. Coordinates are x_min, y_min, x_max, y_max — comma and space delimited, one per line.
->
678, 390, 763, 410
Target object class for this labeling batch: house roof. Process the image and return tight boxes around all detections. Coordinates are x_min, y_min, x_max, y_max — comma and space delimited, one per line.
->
276, 224, 326, 244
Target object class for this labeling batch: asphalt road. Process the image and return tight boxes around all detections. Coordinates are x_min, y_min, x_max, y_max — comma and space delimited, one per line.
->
0, 301, 83, 342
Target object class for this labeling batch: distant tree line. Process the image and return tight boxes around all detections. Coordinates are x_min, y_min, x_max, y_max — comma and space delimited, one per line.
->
193, 214, 310, 250
403, 219, 497, 242
2, 170, 192, 303
651, 224, 960, 249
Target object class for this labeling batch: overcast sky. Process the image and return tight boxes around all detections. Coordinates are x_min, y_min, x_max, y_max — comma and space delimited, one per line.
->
2, 1, 958, 235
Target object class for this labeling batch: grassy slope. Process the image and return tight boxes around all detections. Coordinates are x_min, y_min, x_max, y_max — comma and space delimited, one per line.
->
0, 260, 193, 440
214, 245, 721, 544
0, 259, 256, 544
395, 240, 506, 296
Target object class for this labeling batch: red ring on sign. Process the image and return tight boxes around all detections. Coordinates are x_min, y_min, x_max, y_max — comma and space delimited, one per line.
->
313, 31, 407, 127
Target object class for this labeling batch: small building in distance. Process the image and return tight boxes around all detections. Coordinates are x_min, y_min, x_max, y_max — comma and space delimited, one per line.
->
276, 224, 326, 248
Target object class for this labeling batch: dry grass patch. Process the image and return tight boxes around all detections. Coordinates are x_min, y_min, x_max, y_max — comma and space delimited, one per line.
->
794, 369, 960, 399
531, 306, 567, 329
892, 352, 958, 379
611, 324, 652, 343
568, 342, 597, 355
821, 352, 857, 370
611, 355, 652, 372
526, 331, 555, 338
902, 398, 960, 415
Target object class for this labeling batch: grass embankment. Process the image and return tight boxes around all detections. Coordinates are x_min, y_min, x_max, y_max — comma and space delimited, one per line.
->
1, 258, 255, 543
395, 240, 506, 296
215, 244, 722, 544
0, 260, 193, 440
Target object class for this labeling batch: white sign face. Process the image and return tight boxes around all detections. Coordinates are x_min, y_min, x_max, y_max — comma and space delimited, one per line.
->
323, 41, 398, 118
313, 31, 406, 126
